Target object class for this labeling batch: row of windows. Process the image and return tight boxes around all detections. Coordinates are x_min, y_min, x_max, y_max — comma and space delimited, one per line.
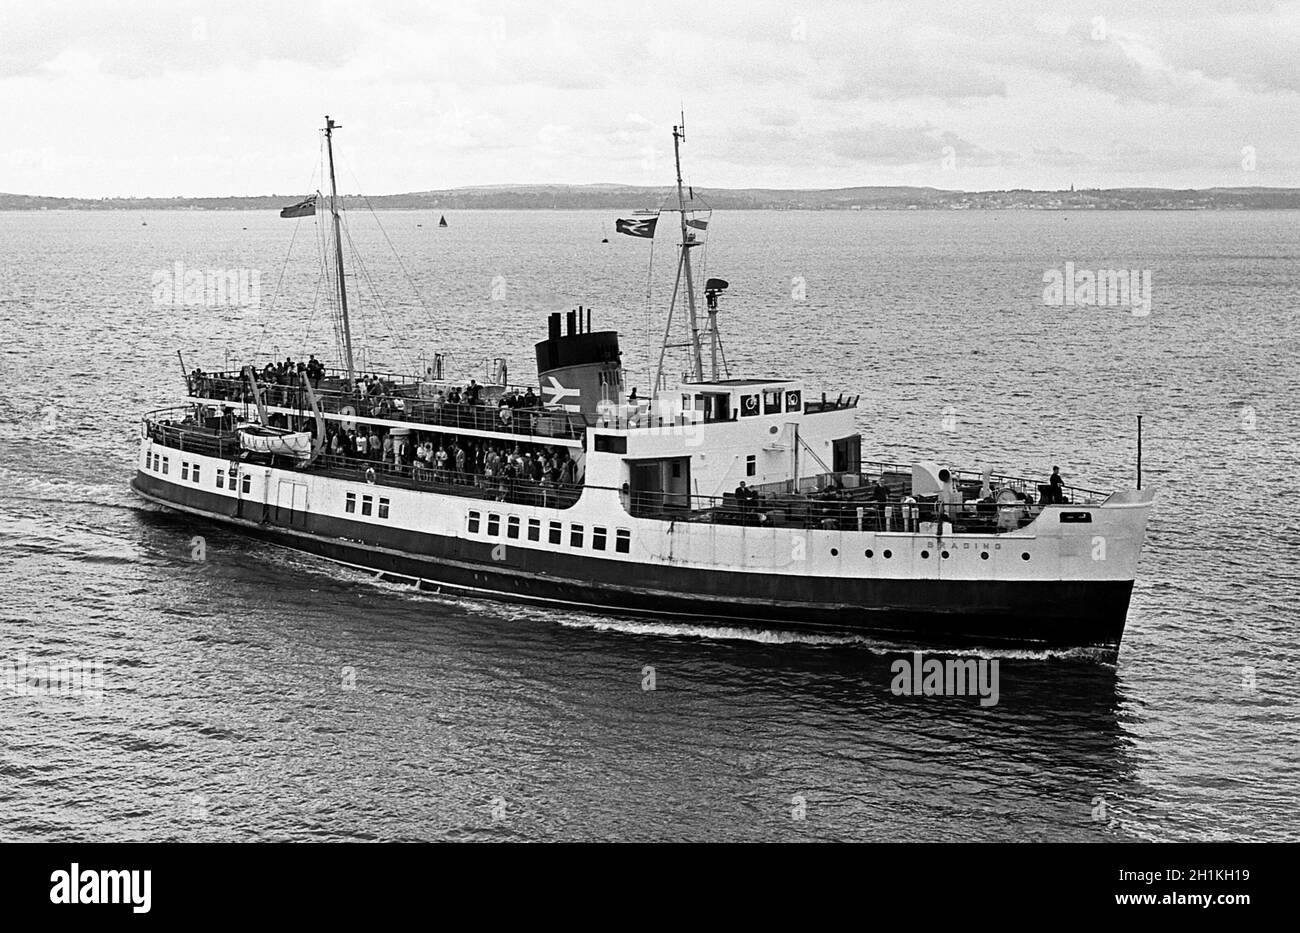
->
213, 468, 251, 493
345, 491, 391, 520
467, 511, 631, 553
148, 451, 254, 493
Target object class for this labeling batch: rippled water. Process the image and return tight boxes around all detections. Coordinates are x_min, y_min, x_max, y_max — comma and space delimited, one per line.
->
0, 208, 1296, 841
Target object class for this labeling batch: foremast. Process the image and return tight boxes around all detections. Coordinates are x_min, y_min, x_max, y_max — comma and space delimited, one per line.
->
324, 115, 357, 386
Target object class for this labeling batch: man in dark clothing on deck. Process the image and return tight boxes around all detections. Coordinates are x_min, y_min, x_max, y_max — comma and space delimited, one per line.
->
1048, 466, 1065, 504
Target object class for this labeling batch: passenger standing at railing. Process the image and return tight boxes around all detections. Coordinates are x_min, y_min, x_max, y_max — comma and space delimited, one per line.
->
936, 469, 961, 523
1048, 466, 1065, 504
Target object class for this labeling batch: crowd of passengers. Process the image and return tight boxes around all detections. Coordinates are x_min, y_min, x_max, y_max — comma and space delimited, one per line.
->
187, 362, 544, 425
315, 419, 582, 499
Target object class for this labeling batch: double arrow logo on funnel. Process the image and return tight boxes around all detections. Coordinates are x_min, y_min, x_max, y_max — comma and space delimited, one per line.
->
542, 376, 581, 412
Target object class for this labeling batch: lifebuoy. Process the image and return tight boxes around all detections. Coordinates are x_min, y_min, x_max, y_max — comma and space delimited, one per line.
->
365, 467, 376, 485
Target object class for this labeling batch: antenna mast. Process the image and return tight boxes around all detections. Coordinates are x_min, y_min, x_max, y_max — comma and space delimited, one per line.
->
324, 115, 356, 386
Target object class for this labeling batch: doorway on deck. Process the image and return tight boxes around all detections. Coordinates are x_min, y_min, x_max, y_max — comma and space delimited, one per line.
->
628, 457, 691, 515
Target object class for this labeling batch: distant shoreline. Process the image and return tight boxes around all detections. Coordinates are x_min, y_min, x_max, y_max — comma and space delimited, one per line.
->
4, 185, 1300, 212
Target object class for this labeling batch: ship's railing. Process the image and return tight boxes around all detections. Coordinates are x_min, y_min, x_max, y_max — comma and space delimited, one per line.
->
187, 370, 590, 441
311, 454, 582, 509
142, 409, 242, 459
858, 460, 1106, 505
805, 392, 859, 414
735, 463, 1104, 507
627, 488, 1045, 534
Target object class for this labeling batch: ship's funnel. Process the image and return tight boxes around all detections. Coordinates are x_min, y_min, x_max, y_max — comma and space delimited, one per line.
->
535, 308, 622, 415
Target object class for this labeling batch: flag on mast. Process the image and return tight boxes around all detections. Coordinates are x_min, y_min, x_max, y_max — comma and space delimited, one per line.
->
279, 194, 317, 218
615, 217, 658, 238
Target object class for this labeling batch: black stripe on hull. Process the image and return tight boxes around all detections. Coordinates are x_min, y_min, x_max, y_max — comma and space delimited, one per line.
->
131, 473, 1132, 651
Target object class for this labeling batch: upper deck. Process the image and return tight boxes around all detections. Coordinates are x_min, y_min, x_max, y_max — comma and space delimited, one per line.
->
189, 368, 590, 444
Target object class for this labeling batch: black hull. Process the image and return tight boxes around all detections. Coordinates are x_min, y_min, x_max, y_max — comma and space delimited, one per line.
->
131, 474, 1133, 652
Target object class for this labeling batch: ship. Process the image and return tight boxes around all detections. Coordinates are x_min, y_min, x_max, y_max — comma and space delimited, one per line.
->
132, 116, 1155, 654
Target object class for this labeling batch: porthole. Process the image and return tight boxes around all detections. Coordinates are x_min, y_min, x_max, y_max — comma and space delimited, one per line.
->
830, 547, 839, 557
920, 550, 929, 559
1022, 552, 1031, 561
865, 549, 873, 558
980, 552, 989, 560
941, 550, 950, 559
883, 549, 892, 559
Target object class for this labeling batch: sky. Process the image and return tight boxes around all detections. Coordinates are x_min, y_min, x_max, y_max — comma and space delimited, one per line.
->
2, 0, 1299, 197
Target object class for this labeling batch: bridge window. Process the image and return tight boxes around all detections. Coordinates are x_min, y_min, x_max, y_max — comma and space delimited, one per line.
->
507, 516, 520, 539
527, 518, 540, 541
615, 529, 631, 553
467, 510, 481, 533
378, 497, 390, 520
592, 527, 607, 551
548, 521, 562, 545
346, 492, 356, 514
361, 495, 373, 517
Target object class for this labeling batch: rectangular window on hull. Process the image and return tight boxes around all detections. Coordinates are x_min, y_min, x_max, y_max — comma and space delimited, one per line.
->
228, 472, 237, 491
616, 529, 631, 553
487, 513, 500, 536
216, 470, 225, 488
181, 462, 189, 480
241, 473, 250, 494
548, 521, 562, 545
379, 497, 390, 519
361, 495, 373, 517
192, 465, 200, 484
527, 518, 540, 542
570, 524, 584, 548
746, 454, 756, 477
507, 516, 520, 539
468, 511, 481, 533
162, 457, 169, 475
592, 527, 607, 550
345, 492, 356, 514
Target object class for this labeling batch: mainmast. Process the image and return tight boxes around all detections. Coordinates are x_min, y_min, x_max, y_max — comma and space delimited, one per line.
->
324, 115, 356, 386
653, 117, 707, 394
674, 122, 704, 383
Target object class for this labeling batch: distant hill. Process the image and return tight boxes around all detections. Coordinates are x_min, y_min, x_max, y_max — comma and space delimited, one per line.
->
3, 185, 1299, 211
